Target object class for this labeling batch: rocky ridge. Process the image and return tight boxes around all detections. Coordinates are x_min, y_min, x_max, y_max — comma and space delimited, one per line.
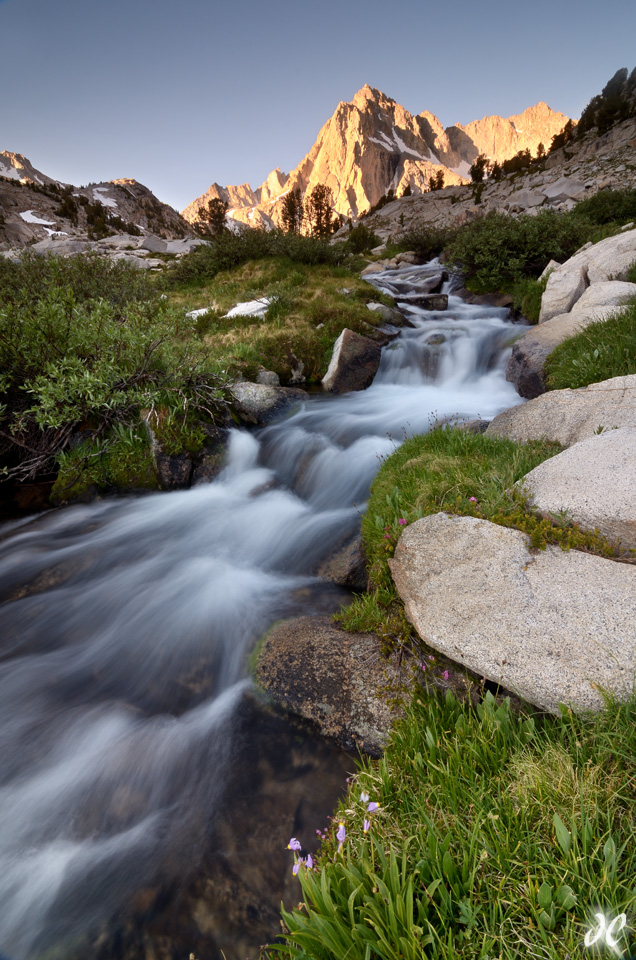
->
182, 85, 569, 230
361, 115, 636, 239
0, 150, 194, 258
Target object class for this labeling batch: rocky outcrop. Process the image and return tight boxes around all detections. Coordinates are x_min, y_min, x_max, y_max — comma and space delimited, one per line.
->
253, 615, 401, 755
520, 428, 636, 552
182, 87, 569, 229
321, 329, 382, 393
389, 513, 636, 715
229, 382, 308, 425
0, 155, 193, 250
361, 117, 636, 241
507, 231, 636, 398
486, 374, 636, 446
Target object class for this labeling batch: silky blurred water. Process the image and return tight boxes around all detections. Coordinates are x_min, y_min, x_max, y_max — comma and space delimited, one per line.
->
0, 263, 524, 959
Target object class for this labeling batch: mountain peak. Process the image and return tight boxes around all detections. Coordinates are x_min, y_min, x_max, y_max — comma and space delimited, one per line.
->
352, 84, 383, 108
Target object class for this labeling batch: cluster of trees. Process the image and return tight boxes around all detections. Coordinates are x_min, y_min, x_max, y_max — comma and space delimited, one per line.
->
196, 197, 229, 236
469, 144, 547, 184
547, 67, 636, 155
280, 184, 342, 237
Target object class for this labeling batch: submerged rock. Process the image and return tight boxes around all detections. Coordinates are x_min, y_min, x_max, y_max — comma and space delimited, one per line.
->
254, 615, 400, 755
389, 513, 636, 715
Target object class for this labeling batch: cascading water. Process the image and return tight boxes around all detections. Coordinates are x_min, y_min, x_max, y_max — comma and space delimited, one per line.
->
0, 263, 525, 959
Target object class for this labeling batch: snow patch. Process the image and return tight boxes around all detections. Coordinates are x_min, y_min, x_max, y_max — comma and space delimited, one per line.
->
44, 228, 68, 237
224, 297, 276, 320
392, 127, 429, 161
369, 136, 392, 152
449, 161, 471, 178
92, 187, 118, 209
186, 307, 214, 320
20, 210, 56, 226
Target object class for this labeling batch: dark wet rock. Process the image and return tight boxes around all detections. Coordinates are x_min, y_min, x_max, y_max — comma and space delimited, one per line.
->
454, 287, 514, 309
254, 615, 401, 755
317, 534, 368, 590
425, 333, 446, 345
321, 329, 382, 394
409, 293, 448, 311
230, 382, 308, 425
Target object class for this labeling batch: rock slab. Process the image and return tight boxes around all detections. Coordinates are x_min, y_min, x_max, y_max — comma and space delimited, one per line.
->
254, 615, 398, 755
389, 513, 636, 715
321, 328, 382, 394
521, 428, 636, 551
487, 374, 636, 446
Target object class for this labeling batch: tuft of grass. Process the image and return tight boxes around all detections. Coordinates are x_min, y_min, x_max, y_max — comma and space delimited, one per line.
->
544, 298, 636, 390
267, 688, 636, 960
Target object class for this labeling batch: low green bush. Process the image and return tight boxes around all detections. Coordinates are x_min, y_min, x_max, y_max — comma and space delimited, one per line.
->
346, 224, 381, 253
269, 687, 636, 960
163, 229, 348, 288
444, 210, 592, 293
394, 224, 455, 262
0, 281, 229, 483
571, 187, 636, 226
544, 299, 636, 390
0, 251, 154, 310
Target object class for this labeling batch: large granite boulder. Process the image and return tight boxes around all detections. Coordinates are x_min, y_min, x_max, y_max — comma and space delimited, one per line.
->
539, 264, 588, 322
253, 615, 399, 755
520, 428, 636, 551
366, 302, 409, 325
389, 513, 636, 715
321, 329, 382, 394
542, 177, 587, 203
540, 228, 636, 323
486, 374, 636, 446
229, 382, 307, 425
508, 282, 635, 398
317, 534, 368, 590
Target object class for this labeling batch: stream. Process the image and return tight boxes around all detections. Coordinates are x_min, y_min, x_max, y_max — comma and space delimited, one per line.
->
0, 263, 524, 959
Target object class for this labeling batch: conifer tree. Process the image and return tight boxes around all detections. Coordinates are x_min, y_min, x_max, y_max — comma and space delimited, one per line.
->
306, 184, 334, 237
280, 187, 304, 234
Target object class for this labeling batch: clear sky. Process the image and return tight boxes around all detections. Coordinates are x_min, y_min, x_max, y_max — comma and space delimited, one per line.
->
1, 0, 635, 212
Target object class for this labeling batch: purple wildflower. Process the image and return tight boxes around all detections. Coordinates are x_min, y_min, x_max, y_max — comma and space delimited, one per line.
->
367, 802, 380, 814
442, 670, 449, 681
306, 853, 314, 869
398, 518, 407, 526
287, 838, 302, 851
292, 862, 300, 876
363, 819, 371, 833
383, 534, 391, 540
360, 791, 369, 803
336, 822, 346, 843
418, 662, 426, 671
469, 497, 477, 503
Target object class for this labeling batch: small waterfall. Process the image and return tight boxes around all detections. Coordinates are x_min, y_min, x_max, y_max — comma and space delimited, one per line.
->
0, 262, 524, 958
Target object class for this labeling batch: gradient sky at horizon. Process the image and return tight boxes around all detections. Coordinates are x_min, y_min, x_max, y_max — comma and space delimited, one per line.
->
1, 0, 635, 211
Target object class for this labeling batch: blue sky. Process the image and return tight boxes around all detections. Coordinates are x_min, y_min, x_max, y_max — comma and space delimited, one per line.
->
1, 0, 635, 211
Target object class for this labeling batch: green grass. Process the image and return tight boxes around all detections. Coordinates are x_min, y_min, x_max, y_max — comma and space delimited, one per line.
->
267, 687, 636, 960
165, 256, 395, 384
544, 299, 636, 390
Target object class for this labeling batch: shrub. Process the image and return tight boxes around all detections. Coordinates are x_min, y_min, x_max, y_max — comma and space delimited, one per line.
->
347, 224, 381, 253
0, 258, 229, 482
394, 224, 454, 262
571, 188, 636, 226
163, 229, 347, 288
444, 210, 592, 292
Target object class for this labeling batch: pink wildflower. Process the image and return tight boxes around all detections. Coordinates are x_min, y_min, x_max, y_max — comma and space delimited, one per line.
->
398, 518, 407, 526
